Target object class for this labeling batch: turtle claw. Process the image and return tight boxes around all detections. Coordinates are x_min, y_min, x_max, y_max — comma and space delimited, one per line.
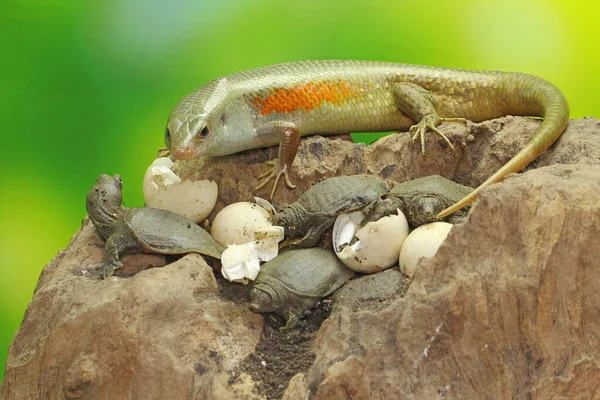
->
100, 261, 122, 280
280, 312, 301, 331
409, 114, 459, 155
255, 160, 296, 200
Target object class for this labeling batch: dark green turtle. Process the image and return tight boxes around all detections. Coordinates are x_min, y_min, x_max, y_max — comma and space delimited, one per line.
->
249, 248, 354, 330
362, 175, 474, 226
86, 174, 224, 279
271, 175, 390, 248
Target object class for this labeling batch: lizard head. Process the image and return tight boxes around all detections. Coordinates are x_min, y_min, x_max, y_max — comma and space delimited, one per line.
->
165, 77, 232, 159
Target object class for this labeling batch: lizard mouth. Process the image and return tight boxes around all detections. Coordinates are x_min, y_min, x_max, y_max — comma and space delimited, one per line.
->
170, 145, 199, 160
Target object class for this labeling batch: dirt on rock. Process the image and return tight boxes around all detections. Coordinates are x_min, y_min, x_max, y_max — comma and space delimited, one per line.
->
238, 299, 332, 399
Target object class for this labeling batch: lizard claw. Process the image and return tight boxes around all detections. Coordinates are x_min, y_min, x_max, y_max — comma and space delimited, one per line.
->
255, 160, 296, 200
409, 114, 459, 155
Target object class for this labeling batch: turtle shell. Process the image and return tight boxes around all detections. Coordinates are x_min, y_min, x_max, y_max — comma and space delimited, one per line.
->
124, 207, 224, 259
390, 175, 472, 205
255, 248, 354, 298
297, 175, 389, 216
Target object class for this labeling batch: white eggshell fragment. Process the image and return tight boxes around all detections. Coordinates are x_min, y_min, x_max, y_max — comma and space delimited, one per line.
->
333, 210, 409, 274
221, 243, 261, 284
220, 225, 284, 283
211, 202, 275, 247
399, 222, 453, 277
253, 226, 285, 262
142, 157, 218, 223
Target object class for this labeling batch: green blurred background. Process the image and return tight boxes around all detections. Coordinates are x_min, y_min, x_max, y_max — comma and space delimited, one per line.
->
1, 0, 598, 384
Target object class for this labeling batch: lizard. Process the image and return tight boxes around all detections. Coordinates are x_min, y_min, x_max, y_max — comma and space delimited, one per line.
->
163, 60, 569, 219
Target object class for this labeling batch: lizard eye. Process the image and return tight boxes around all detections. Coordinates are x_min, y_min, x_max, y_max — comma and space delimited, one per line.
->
164, 127, 171, 145
200, 126, 210, 139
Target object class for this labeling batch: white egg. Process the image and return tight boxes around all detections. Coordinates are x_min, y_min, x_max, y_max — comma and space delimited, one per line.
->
399, 222, 453, 277
142, 157, 218, 223
211, 202, 275, 247
333, 209, 409, 274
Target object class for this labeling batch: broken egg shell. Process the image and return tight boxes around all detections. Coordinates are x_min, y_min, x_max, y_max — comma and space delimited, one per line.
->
399, 222, 453, 277
143, 157, 218, 223
220, 226, 285, 283
333, 210, 409, 274
211, 202, 275, 247
221, 243, 261, 284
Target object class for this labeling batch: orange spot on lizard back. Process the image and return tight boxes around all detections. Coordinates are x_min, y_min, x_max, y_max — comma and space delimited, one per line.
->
251, 80, 359, 115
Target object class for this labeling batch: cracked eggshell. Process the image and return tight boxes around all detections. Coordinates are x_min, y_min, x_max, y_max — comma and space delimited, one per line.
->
399, 222, 453, 277
333, 210, 409, 274
220, 225, 284, 284
211, 202, 274, 247
143, 157, 218, 223
221, 243, 261, 284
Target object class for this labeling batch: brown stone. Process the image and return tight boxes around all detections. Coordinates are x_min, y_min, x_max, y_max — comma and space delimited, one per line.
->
306, 163, 600, 399
1, 222, 264, 400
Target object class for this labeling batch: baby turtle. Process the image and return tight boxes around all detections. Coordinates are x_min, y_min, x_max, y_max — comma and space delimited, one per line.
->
249, 248, 354, 330
86, 174, 224, 279
271, 175, 390, 248
362, 175, 474, 226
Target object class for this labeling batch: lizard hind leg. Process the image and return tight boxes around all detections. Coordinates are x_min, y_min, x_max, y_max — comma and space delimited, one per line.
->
409, 114, 456, 155
392, 82, 467, 155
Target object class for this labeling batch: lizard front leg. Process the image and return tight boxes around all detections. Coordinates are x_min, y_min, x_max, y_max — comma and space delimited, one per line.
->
392, 82, 467, 155
255, 121, 301, 200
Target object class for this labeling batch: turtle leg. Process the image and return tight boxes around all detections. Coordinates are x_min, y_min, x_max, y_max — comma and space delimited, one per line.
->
287, 217, 334, 249
280, 309, 302, 331
361, 197, 404, 226
448, 210, 469, 225
101, 232, 141, 279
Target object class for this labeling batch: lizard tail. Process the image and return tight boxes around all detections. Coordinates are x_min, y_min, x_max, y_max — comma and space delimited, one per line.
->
437, 75, 570, 219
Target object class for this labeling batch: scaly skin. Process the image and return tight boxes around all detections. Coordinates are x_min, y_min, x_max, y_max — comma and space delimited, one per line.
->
165, 60, 569, 217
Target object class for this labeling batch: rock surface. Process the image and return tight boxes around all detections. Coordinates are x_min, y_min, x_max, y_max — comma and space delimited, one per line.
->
1, 222, 264, 399
175, 115, 600, 216
305, 163, 600, 399
2, 117, 600, 399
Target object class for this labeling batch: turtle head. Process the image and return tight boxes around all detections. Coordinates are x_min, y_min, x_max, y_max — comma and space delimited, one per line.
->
271, 206, 303, 237
407, 195, 445, 226
249, 287, 280, 313
86, 174, 124, 233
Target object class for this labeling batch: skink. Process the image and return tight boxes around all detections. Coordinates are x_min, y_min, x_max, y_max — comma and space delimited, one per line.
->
164, 60, 569, 218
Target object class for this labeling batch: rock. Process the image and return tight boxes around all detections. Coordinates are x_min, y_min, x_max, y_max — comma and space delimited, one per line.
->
175, 123, 468, 215
174, 116, 598, 218
282, 373, 308, 400
3, 117, 600, 399
313, 356, 366, 400
534, 117, 600, 167
0, 221, 263, 400
305, 164, 600, 398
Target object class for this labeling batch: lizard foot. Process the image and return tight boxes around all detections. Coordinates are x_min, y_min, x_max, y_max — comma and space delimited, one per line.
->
255, 160, 296, 200
410, 114, 462, 155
